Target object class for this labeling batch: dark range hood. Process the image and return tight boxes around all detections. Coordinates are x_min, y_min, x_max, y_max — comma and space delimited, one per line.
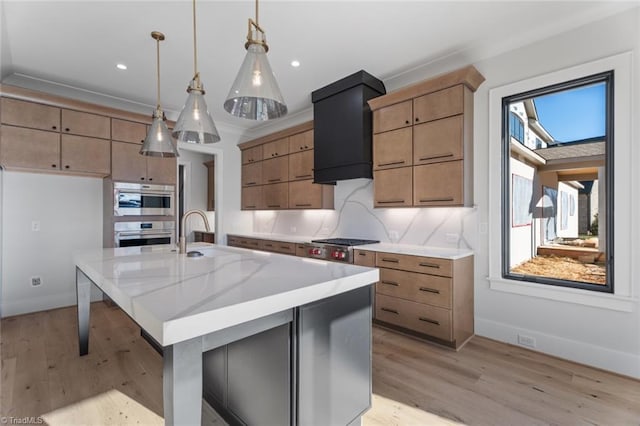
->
311, 70, 386, 184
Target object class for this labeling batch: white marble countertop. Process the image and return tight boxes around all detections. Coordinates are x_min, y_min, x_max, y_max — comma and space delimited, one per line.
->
74, 243, 378, 347
227, 233, 473, 260
352, 243, 473, 260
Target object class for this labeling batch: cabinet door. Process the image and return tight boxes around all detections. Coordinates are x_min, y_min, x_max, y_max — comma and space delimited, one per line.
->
413, 115, 463, 165
289, 130, 314, 152
60, 134, 110, 175
288, 180, 323, 209
373, 127, 412, 170
242, 162, 262, 186
242, 145, 263, 164
111, 141, 148, 182
413, 85, 463, 124
373, 167, 413, 207
112, 118, 146, 144
242, 186, 263, 210
263, 182, 288, 210
413, 161, 463, 206
61, 109, 110, 139
262, 156, 288, 184
288, 150, 313, 181
147, 155, 177, 184
0, 125, 60, 170
373, 100, 412, 134
353, 250, 376, 267
1, 98, 60, 131
262, 137, 289, 159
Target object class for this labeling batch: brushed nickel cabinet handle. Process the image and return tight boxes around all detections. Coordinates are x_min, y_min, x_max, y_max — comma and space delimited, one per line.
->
419, 287, 440, 294
381, 307, 399, 315
418, 153, 454, 161
381, 280, 399, 287
419, 197, 454, 203
378, 200, 405, 204
419, 262, 440, 269
381, 258, 399, 263
378, 160, 405, 167
418, 317, 440, 325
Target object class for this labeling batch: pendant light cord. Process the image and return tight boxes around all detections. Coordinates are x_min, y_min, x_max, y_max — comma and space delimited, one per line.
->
192, 0, 198, 78
156, 37, 161, 109
255, 0, 259, 27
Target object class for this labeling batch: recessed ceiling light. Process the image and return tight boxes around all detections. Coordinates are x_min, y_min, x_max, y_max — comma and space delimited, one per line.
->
290, 60, 300, 68
116, 63, 127, 70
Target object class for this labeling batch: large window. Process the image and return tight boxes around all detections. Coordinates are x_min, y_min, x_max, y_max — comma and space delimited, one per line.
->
502, 72, 613, 293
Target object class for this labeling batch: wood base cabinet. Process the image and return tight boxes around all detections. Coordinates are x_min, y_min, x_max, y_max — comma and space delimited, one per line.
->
373, 251, 474, 350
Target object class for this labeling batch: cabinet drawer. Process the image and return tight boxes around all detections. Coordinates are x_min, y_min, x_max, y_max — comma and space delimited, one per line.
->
241, 186, 263, 210
242, 162, 263, 186
413, 161, 463, 206
373, 127, 412, 170
373, 167, 413, 208
263, 240, 296, 255
242, 145, 263, 164
263, 138, 289, 159
413, 115, 463, 165
1, 98, 60, 131
240, 238, 263, 250
227, 236, 242, 247
61, 109, 110, 139
112, 118, 147, 144
413, 85, 463, 124
375, 294, 452, 342
377, 268, 452, 309
375, 252, 452, 277
296, 244, 308, 257
289, 130, 314, 152
373, 100, 412, 133
353, 250, 376, 267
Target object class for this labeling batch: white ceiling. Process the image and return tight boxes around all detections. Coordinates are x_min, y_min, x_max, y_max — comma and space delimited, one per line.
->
1, 1, 637, 135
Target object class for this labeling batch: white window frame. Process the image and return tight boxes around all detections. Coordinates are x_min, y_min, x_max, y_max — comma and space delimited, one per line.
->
487, 52, 637, 312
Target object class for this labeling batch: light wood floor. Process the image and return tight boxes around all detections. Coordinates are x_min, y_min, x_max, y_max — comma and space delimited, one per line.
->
1, 303, 639, 425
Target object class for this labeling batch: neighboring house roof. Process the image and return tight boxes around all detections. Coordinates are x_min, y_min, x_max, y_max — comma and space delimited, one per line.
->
534, 140, 605, 161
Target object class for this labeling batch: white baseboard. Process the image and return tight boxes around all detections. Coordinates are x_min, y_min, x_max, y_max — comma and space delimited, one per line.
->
476, 316, 640, 379
1, 288, 103, 317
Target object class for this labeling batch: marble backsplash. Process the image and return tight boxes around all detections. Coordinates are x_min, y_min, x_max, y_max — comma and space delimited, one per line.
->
253, 179, 478, 250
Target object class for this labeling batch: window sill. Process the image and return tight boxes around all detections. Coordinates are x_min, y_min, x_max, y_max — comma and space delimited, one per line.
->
488, 277, 637, 312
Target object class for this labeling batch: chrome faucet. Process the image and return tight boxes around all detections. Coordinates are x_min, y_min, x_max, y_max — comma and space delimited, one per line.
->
179, 209, 211, 254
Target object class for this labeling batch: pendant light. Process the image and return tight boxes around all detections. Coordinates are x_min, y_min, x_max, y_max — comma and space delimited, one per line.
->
172, 0, 220, 144
140, 31, 179, 158
224, 0, 287, 121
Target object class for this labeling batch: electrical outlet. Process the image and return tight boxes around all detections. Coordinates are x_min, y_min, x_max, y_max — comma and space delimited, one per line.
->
517, 334, 536, 348
31, 276, 42, 287
389, 230, 399, 241
32, 221, 41, 232
445, 233, 459, 243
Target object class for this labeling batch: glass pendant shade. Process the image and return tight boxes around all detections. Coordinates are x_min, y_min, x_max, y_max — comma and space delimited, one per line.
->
140, 109, 179, 158
224, 43, 287, 121
173, 81, 220, 144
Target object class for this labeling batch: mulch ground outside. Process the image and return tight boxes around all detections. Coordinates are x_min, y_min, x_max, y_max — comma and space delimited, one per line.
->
511, 255, 606, 285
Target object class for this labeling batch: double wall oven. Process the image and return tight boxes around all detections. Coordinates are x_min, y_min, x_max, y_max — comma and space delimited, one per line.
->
111, 182, 176, 248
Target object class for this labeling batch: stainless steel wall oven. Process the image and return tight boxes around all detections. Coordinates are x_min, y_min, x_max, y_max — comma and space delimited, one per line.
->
113, 182, 175, 216
114, 221, 176, 248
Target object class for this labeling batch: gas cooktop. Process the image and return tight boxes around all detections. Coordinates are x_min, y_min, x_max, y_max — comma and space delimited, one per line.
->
311, 238, 380, 247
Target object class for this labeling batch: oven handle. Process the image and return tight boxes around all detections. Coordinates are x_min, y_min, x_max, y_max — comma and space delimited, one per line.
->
116, 231, 174, 240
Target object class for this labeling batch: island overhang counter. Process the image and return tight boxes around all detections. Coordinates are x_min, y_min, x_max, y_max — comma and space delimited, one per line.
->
74, 244, 379, 426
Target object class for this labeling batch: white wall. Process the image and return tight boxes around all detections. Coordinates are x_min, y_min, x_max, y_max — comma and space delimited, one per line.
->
1, 172, 103, 316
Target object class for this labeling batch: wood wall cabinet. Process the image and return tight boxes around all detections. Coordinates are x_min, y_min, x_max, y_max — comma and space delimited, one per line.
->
373, 251, 474, 350
238, 121, 334, 211
111, 141, 176, 185
112, 118, 147, 144
1, 97, 60, 131
372, 167, 413, 207
368, 65, 484, 208
204, 160, 215, 211
60, 134, 110, 175
61, 109, 110, 139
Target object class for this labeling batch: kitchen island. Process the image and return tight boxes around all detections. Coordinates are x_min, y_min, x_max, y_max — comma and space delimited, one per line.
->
74, 244, 379, 426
